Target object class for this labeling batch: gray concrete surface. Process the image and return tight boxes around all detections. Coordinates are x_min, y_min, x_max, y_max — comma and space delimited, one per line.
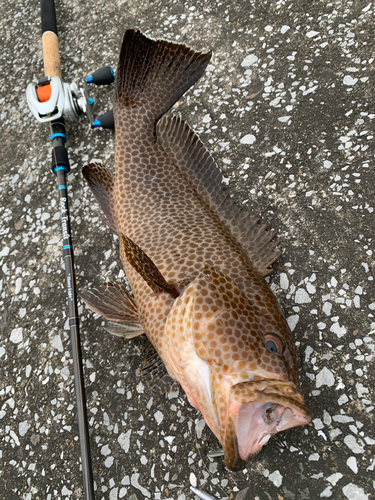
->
1, 0, 374, 499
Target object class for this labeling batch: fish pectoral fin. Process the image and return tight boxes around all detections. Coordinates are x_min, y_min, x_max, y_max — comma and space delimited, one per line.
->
82, 162, 117, 234
104, 321, 145, 338
122, 235, 179, 298
142, 344, 180, 393
81, 281, 142, 323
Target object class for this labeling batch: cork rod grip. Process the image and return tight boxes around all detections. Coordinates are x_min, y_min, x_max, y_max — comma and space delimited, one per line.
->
42, 31, 61, 78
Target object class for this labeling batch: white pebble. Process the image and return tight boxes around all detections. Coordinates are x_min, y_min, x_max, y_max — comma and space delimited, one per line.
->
295, 289, 311, 304
338, 394, 349, 405
241, 54, 258, 67
287, 314, 299, 332
347, 457, 358, 473
0, 246, 10, 257
131, 474, 151, 498
312, 419, 324, 430
104, 456, 114, 468
280, 25, 290, 34
342, 483, 368, 500
190, 472, 197, 487
10, 328, 23, 344
19, 420, 30, 436
268, 470, 283, 487
327, 473, 343, 486
320, 486, 332, 497
316, 367, 335, 387
344, 435, 364, 454
15, 277, 22, 294
154, 410, 163, 425
52, 335, 63, 352
118, 430, 132, 453
280, 272, 289, 290
343, 75, 358, 86
278, 116, 291, 123
306, 283, 316, 294
330, 322, 347, 338
306, 31, 320, 38
322, 302, 332, 316
101, 444, 111, 456
240, 134, 256, 145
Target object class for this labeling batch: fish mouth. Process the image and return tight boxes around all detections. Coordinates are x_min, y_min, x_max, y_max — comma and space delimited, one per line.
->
233, 397, 311, 462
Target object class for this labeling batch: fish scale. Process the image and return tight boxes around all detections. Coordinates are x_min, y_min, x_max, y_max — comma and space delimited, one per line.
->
81, 28, 311, 471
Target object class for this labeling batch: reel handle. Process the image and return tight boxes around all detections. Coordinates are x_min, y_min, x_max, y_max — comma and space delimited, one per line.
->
86, 66, 115, 85
93, 110, 114, 129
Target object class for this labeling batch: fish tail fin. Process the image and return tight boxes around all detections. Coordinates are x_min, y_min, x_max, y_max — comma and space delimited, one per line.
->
115, 29, 211, 120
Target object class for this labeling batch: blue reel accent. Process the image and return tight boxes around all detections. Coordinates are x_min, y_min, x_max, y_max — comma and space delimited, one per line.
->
110, 68, 115, 80
86, 76, 93, 83
89, 98, 94, 106
58, 185, 67, 190
63, 245, 72, 250
53, 165, 69, 174
50, 132, 67, 142
92, 120, 101, 128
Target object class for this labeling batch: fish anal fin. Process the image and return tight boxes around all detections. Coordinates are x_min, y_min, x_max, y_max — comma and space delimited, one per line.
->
82, 162, 117, 233
122, 235, 179, 298
142, 344, 180, 393
157, 114, 282, 276
81, 281, 141, 323
115, 29, 211, 122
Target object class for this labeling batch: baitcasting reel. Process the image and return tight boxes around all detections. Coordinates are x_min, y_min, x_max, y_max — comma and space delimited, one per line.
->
26, 66, 115, 129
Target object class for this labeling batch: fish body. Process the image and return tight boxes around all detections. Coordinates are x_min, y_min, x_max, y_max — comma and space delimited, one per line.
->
82, 29, 311, 470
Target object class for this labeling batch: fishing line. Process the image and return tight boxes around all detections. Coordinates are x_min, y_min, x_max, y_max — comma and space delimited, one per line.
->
194, 429, 231, 500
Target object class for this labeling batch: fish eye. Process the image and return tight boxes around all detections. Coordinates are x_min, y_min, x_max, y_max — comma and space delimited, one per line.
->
264, 334, 283, 354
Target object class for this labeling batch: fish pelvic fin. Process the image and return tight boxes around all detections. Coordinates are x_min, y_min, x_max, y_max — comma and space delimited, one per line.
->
82, 162, 117, 234
122, 235, 180, 298
81, 282, 145, 338
114, 29, 211, 121
157, 114, 282, 276
142, 344, 180, 393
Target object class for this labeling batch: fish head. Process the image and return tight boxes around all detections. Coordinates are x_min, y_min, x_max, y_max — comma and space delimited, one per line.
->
165, 266, 311, 471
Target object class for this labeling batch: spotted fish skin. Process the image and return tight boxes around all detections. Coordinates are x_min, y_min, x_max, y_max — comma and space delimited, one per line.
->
82, 29, 311, 471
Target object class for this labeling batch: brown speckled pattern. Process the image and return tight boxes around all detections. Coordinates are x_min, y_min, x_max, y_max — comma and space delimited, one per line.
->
162, 267, 307, 469
85, 29, 311, 471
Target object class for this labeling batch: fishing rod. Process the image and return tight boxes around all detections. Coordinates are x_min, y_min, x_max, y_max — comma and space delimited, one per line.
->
26, 1, 114, 498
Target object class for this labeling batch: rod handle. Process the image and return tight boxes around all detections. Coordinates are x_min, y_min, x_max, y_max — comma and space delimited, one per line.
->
42, 31, 61, 78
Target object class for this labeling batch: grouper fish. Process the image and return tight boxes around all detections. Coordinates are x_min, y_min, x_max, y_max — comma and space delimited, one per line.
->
81, 29, 311, 471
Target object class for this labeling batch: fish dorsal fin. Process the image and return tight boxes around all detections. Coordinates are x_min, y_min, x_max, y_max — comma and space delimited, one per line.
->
82, 162, 117, 234
157, 115, 282, 276
81, 281, 142, 324
122, 235, 179, 298
141, 344, 180, 393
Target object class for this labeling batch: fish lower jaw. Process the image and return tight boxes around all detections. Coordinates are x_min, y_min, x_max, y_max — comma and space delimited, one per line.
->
233, 400, 310, 462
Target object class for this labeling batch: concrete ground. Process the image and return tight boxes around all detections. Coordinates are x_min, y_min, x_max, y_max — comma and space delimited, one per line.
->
1, 0, 374, 499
